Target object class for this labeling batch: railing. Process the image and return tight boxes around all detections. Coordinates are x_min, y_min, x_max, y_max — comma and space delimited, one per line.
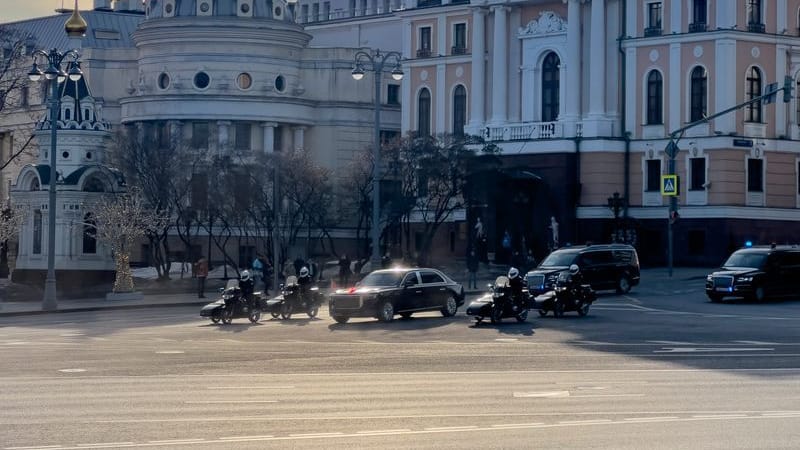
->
416, 48, 432, 58
485, 121, 583, 142
451, 46, 468, 55
688, 22, 707, 33
748, 22, 765, 33
643, 26, 662, 37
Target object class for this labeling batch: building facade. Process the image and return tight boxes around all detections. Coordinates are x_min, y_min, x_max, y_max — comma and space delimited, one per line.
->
3, 0, 800, 271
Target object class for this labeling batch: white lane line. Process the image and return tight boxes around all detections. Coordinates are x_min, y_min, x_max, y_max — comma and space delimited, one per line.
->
647, 340, 698, 345
424, 426, 479, 431
761, 412, 800, 417
184, 400, 278, 404
572, 394, 645, 398
219, 435, 274, 440
356, 429, 412, 434
147, 439, 206, 444
654, 347, 774, 353
558, 419, 613, 425
491, 423, 545, 428
494, 338, 519, 342
623, 416, 680, 422
155, 351, 184, 354
513, 391, 570, 398
207, 386, 295, 390
6, 446, 63, 450
288, 432, 343, 438
76, 444, 135, 448
692, 414, 748, 419
734, 340, 781, 345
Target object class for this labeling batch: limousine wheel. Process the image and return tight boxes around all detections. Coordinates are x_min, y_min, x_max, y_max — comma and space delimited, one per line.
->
332, 315, 349, 324
752, 285, 766, 302
441, 296, 458, 317
378, 301, 395, 322
616, 275, 632, 294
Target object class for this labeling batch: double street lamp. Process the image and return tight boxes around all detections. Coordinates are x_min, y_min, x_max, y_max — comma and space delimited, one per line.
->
351, 49, 403, 267
28, 48, 83, 310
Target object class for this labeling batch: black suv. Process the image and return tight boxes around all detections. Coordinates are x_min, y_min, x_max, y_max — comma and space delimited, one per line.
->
705, 245, 800, 302
525, 244, 640, 296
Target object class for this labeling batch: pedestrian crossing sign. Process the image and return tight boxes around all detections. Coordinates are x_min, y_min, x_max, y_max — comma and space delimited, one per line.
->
661, 175, 680, 196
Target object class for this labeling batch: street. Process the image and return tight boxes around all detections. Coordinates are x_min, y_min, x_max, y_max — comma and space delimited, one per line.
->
2, 275, 800, 449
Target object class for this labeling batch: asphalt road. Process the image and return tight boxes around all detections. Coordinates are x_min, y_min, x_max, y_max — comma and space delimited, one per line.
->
2, 277, 800, 449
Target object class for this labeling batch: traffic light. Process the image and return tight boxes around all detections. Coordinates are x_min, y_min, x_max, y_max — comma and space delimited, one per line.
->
784, 75, 794, 103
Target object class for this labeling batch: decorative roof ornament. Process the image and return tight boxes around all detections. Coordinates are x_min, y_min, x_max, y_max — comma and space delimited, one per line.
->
65, 0, 88, 37
519, 11, 567, 36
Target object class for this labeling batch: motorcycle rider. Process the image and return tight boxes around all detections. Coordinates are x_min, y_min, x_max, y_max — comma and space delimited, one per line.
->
507, 267, 525, 311
566, 264, 583, 294
239, 270, 255, 309
297, 266, 313, 305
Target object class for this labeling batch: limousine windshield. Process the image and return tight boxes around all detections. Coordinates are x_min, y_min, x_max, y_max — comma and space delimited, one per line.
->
722, 252, 767, 270
539, 250, 579, 268
358, 271, 405, 287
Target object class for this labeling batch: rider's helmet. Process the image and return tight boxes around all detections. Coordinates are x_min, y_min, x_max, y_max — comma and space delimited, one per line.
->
569, 264, 580, 275
300, 266, 309, 277
508, 267, 520, 280
240, 270, 251, 282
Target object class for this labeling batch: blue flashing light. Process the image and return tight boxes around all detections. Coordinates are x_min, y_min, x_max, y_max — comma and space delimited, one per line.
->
745, 240, 753, 248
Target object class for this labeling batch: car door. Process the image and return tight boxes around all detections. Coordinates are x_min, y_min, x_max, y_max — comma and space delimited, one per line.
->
420, 270, 447, 309
398, 271, 424, 311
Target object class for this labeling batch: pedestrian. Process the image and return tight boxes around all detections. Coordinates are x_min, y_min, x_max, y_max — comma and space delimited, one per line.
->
252, 254, 264, 289
381, 251, 392, 269
338, 253, 352, 287
501, 230, 512, 263
466, 248, 479, 290
194, 257, 209, 298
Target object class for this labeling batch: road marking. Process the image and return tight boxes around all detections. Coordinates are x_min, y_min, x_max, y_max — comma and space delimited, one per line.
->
424, 426, 479, 431
76, 443, 135, 448
513, 391, 570, 398
494, 338, 519, 342
6, 446, 63, 450
647, 340, 697, 345
184, 400, 278, 404
356, 429, 411, 434
558, 419, 613, 425
219, 435, 274, 440
734, 340, 781, 345
654, 347, 774, 353
491, 423, 544, 428
207, 385, 294, 390
147, 439, 206, 444
57, 369, 86, 373
692, 414, 748, 419
288, 432, 343, 437
154, 351, 184, 354
572, 394, 645, 398
623, 416, 679, 422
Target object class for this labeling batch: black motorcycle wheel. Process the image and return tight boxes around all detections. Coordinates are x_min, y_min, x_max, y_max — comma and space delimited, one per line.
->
221, 308, 233, 324
248, 310, 261, 323
280, 302, 293, 320
538, 309, 548, 317
332, 315, 349, 324
307, 305, 319, 318
474, 317, 483, 325
270, 311, 280, 319
553, 301, 565, 318
577, 302, 590, 317
516, 309, 528, 322
490, 305, 503, 324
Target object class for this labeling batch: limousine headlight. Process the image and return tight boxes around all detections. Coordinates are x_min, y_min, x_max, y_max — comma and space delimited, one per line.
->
706, 275, 713, 282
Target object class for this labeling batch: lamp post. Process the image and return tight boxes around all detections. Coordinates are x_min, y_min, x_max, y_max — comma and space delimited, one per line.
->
28, 49, 83, 310
352, 49, 404, 268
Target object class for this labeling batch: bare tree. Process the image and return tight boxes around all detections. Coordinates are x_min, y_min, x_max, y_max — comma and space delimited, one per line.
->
0, 27, 38, 174
383, 133, 499, 266
84, 188, 168, 293
339, 148, 373, 261
0, 200, 26, 277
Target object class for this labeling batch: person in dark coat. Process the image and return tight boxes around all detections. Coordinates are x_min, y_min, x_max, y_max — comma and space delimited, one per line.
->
338, 254, 352, 287
466, 248, 479, 289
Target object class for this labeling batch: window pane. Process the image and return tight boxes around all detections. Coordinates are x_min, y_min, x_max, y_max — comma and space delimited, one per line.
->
418, 89, 431, 136
453, 85, 466, 135
746, 67, 762, 122
235, 123, 251, 150
646, 159, 661, 191
690, 67, 707, 122
192, 122, 209, 148
690, 157, 705, 190
747, 158, 763, 192
541, 52, 560, 122
647, 71, 663, 125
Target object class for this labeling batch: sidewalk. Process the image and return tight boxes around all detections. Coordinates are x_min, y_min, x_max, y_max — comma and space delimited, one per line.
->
0, 267, 714, 317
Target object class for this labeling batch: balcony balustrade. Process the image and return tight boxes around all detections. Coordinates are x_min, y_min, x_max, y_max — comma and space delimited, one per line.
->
748, 22, 765, 33
485, 121, 583, 142
451, 46, 468, 55
688, 22, 707, 33
643, 26, 662, 37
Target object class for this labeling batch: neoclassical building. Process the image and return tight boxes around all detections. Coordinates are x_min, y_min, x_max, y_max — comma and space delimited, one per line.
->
3, 0, 800, 270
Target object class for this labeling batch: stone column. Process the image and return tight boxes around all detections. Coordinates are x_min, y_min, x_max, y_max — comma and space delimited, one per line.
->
490, 5, 509, 124
588, 0, 605, 118
467, 7, 487, 133
564, 0, 581, 135
262, 122, 277, 153
292, 126, 305, 151
217, 120, 231, 155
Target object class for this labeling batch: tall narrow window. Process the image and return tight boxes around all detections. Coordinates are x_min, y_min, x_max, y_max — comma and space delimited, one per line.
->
646, 70, 663, 125
83, 213, 97, 254
387, 84, 400, 105
192, 122, 209, 148
690, 66, 707, 122
541, 52, 560, 122
453, 85, 466, 136
418, 88, 431, 136
235, 123, 251, 150
692, 0, 707, 25
646, 159, 661, 191
747, 0, 762, 25
452, 23, 467, 54
33, 210, 42, 255
645, 2, 663, 35
418, 27, 432, 57
690, 157, 706, 190
746, 67, 763, 123
747, 158, 763, 192
797, 160, 800, 195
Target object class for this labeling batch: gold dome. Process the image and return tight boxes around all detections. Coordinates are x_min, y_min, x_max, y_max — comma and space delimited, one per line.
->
64, 0, 88, 37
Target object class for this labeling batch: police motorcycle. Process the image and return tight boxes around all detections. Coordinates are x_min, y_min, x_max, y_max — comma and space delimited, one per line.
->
200, 270, 263, 324
533, 264, 596, 318
264, 267, 325, 320
466, 268, 530, 325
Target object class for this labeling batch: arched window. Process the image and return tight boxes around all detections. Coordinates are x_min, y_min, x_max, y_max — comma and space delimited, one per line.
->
452, 85, 466, 136
746, 66, 762, 123
83, 213, 97, 254
32, 210, 42, 255
646, 70, 663, 125
28, 177, 40, 191
541, 52, 560, 122
82, 175, 106, 192
690, 66, 707, 122
418, 88, 431, 136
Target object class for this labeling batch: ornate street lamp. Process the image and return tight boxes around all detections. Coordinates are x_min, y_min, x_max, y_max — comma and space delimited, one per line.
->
351, 48, 403, 267
27, 48, 83, 310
